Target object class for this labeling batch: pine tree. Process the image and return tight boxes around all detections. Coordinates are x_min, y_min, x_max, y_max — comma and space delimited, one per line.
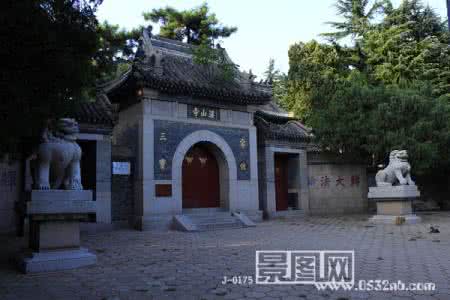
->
447, 0, 450, 30
143, 3, 237, 45
94, 22, 141, 82
322, 0, 391, 40
263, 58, 280, 84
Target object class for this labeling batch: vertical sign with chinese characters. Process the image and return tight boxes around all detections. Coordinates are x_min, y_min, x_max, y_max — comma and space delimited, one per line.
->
188, 105, 220, 121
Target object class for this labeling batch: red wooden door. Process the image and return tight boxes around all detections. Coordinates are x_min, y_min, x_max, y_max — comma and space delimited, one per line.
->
182, 145, 220, 208
275, 154, 289, 211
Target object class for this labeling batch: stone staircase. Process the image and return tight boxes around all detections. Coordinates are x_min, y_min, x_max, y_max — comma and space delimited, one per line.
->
173, 210, 255, 232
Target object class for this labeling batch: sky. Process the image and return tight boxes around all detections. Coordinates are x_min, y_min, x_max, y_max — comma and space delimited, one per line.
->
97, 0, 448, 78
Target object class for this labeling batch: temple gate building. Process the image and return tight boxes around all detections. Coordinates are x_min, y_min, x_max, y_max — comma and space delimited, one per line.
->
100, 29, 368, 230
0, 29, 368, 234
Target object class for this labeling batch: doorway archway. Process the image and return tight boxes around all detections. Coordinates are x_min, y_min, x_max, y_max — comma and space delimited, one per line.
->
182, 143, 220, 208
171, 130, 237, 212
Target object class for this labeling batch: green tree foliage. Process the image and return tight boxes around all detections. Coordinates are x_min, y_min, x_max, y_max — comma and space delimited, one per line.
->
263, 59, 289, 108
0, 0, 102, 154
282, 0, 450, 175
363, 1, 450, 97
322, 0, 391, 40
94, 22, 141, 82
144, 3, 238, 81
308, 74, 450, 174
143, 3, 237, 45
448, 0, 450, 30
384, 0, 445, 41
263, 58, 280, 84
272, 73, 288, 106
283, 41, 351, 120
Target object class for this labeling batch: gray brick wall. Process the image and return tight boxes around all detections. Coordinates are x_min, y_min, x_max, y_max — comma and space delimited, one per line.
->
96, 140, 112, 223
111, 124, 138, 222
96, 140, 111, 190
0, 161, 20, 233
111, 166, 134, 222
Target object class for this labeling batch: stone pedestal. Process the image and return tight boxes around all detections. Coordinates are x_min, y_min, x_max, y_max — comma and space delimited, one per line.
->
17, 190, 97, 273
368, 185, 421, 224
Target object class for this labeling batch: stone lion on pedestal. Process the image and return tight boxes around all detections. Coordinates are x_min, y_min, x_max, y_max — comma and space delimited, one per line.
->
32, 118, 83, 190
375, 150, 415, 187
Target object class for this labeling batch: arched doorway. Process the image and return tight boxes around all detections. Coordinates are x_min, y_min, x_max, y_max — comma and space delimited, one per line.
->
172, 130, 237, 212
182, 143, 221, 208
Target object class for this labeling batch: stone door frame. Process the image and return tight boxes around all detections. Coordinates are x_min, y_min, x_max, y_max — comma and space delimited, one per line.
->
261, 146, 310, 216
172, 130, 238, 212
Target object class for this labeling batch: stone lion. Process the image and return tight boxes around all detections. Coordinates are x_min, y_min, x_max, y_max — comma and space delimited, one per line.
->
33, 118, 83, 190
375, 150, 415, 187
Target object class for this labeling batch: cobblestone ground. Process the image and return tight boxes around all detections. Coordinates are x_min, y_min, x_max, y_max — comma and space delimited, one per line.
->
1, 213, 450, 300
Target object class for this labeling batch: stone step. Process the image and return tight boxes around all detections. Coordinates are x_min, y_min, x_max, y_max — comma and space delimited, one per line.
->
191, 216, 240, 224
197, 222, 244, 231
183, 212, 232, 217
191, 217, 244, 231
191, 215, 235, 221
187, 214, 234, 219
182, 208, 226, 214
194, 219, 240, 225
174, 211, 254, 231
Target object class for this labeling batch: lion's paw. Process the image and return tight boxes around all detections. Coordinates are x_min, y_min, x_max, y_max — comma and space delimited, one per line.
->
67, 179, 83, 190
37, 184, 50, 190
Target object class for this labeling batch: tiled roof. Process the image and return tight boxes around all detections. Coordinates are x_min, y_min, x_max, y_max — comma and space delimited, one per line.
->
71, 95, 115, 127
134, 56, 271, 104
105, 30, 273, 105
254, 110, 312, 143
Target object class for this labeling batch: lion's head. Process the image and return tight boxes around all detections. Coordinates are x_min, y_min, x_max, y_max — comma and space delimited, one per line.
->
389, 150, 409, 163
51, 118, 80, 141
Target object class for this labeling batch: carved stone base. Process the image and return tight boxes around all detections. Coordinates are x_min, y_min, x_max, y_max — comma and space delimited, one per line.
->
376, 200, 412, 215
368, 185, 421, 225
29, 220, 81, 251
17, 248, 96, 273
368, 185, 420, 199
18, 190, 97, 273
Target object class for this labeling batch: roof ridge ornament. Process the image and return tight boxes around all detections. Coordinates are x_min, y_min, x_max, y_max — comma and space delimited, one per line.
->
139, 26, 164, 76
142, 26, 154, 57
248, 70, 256, 82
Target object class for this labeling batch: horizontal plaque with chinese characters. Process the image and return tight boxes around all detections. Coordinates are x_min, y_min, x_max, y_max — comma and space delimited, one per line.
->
187, 105, 220, 121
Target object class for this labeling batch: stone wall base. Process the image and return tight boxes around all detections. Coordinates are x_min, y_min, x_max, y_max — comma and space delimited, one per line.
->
17, 247, 96, 273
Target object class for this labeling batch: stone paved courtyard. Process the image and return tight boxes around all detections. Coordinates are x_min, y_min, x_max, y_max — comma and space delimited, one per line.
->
1, 213, 450, 300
